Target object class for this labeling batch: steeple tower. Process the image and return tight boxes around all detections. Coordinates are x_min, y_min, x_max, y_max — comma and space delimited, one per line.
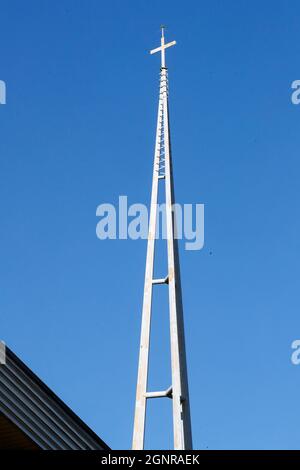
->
132, 28, 193, 450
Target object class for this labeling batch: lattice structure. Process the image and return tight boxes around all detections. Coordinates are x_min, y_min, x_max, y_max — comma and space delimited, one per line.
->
132, 28, 193, 450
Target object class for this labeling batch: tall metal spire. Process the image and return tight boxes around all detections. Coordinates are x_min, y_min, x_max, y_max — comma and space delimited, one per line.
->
132, 29, 193, 450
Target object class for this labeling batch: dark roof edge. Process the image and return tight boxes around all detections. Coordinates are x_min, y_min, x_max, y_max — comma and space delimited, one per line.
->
6, 346, 110, 450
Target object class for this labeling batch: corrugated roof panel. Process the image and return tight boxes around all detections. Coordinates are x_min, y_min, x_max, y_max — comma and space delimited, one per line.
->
0, 347, 110, 450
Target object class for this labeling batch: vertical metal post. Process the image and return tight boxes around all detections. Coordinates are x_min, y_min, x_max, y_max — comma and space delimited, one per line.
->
132, 95, 163, 451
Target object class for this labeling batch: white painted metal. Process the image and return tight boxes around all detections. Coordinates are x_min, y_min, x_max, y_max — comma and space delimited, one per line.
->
145, 386, 172, 399
132, 78, 163, 451
132, 27, 193, 450
150, 40, 176, 56
152, 276, 169, 285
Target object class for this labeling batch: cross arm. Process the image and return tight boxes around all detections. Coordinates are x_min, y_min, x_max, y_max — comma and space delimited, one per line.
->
150, 40, 176, 55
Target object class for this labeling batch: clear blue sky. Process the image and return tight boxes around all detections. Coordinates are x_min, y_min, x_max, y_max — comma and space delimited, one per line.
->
1, 0, 300, 450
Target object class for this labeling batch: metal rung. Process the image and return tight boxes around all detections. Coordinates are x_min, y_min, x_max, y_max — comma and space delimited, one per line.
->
145, 386, 172, 399
152, 276, 169, 285
158, 175, 165, 179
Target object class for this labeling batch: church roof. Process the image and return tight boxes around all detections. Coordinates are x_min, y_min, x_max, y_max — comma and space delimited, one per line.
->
0, 344, 110, 450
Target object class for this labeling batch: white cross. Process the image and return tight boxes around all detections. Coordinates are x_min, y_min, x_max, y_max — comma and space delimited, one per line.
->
150, 26, 176, 68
